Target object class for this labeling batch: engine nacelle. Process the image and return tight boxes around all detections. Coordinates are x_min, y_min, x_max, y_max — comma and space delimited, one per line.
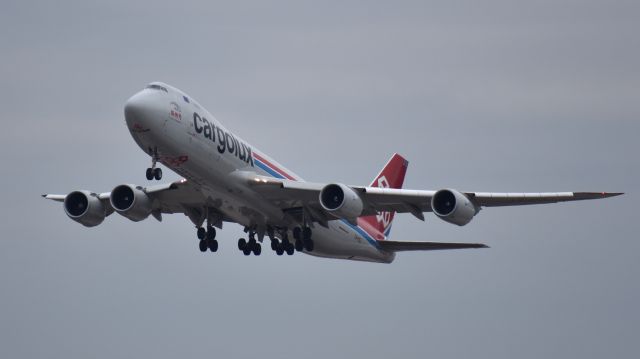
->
431, 189, 478, 226
64, 190, 106, 227
319, 183, 364, 219
110, 184, 153, 222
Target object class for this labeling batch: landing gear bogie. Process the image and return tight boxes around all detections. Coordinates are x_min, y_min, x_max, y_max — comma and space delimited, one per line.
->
238, 236, 261, 256
197, 224, 218, 253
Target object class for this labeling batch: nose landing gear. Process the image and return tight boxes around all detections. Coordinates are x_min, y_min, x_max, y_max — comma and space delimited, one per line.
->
146, 167, 162, 181
145, 147, 162, 181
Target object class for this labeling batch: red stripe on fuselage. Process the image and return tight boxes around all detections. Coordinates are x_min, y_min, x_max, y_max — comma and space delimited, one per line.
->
253, 152, 296, 180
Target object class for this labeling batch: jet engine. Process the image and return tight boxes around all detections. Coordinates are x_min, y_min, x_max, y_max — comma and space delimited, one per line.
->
110, 184, 153, 222
319, 183, 364, 219
431, 189, 478, 226
64, 190, 106, 227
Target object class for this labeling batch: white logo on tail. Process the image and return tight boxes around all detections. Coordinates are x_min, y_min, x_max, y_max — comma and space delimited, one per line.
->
375, 176, 392, 228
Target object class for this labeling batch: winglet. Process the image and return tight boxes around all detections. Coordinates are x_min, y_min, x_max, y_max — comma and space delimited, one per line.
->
573, 192, 624, 200
42, 194, 66, 202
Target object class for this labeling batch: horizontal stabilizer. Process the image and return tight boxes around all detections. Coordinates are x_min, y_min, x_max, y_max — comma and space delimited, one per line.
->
378, 240, 488, 252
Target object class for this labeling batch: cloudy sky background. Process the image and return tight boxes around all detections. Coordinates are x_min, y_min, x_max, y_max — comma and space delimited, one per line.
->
1, 1, 639, 358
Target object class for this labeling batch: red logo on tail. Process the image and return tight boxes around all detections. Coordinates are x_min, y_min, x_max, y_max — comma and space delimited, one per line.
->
357, 153, 408, 241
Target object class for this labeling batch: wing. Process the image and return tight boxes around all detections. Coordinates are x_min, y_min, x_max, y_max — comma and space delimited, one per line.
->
43, 179, 216, 225
242, 174, 622, 222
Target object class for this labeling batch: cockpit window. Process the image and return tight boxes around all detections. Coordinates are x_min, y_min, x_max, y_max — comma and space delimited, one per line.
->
146, 84, 168, 93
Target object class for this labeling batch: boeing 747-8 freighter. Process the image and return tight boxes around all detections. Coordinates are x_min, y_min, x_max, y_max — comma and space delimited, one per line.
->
43, 82, 622, 263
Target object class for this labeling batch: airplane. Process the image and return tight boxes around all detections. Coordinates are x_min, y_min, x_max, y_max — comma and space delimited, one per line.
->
43, 82, 623, 263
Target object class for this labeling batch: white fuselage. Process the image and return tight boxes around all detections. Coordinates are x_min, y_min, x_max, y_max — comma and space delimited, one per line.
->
124, 83, 395, 263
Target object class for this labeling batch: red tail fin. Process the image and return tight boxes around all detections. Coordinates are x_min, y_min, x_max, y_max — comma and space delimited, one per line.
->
357, 153, 408, 241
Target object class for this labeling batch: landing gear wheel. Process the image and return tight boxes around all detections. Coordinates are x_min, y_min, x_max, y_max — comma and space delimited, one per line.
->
242, 248, 251, 256
304, 239, 314, 252
285, 244, 295, 256
153, 168, 162, 180
270, 240, 278, 251
293, 227, 302, 240
146, 168, 153, 180
206, 227, 216, 240
253, 243, 262, 256
295, 238, 304, 252
199, 240, 207, 252
208, 239, 218, 252
238, 238, 247, 251
197, 227, 206, 240
276, 245, 284, 256
302, 227, 312, 240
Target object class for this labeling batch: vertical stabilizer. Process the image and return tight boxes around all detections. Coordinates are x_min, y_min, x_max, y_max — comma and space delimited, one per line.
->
357, 153, 408, 240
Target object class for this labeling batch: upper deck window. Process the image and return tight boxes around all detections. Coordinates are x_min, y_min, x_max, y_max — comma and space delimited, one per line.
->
146, 84, 168, 93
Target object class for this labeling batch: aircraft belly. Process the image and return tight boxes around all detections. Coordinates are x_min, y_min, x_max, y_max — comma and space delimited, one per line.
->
303, 224, 395, 263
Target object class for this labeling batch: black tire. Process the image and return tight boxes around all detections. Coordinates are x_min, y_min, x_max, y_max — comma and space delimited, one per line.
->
253, 243, 262, 256
207, 226, 216, 240
303, 227, 312, 240
238, 238, 247, 251
276, 245, 284, 256
154, 167, 162, 180
199, 240, 207, 252
145, 168, 153, 180
304, 239, 314, 252
209, 239, 218, 252
197, 227, 206, 240
285, 244, 295, 256
242, 248, 251, 256
295, 239, 304, 252
293, 227, 301, 240
270, 240, 278, 251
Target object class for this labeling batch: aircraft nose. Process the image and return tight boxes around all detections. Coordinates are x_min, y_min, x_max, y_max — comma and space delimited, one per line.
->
124, 92, 151, 122
124, 91, 156, 126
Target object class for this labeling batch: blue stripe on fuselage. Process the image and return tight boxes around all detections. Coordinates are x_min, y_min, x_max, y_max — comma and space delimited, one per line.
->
254, 158, 284, 179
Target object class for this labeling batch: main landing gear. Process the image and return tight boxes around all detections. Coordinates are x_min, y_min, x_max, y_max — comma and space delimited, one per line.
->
238, 233, 261, 256
293, 226, 314, 252
196, 225, 314, 256
197, 225, 218, 252
145, 147, 162, 181
267, 227, 314, 256
270, 233, 295, 256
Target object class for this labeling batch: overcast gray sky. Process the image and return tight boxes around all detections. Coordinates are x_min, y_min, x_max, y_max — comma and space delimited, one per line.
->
1, 0, 639, 358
